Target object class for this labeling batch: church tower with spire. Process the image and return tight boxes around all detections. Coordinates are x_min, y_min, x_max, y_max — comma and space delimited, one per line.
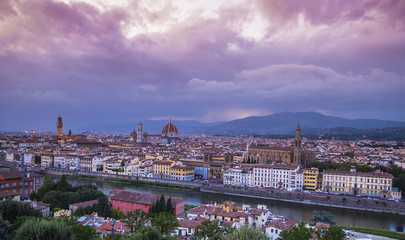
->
137, 123, 143, 143
293, 121, 302, 164
56, 115, 63, 137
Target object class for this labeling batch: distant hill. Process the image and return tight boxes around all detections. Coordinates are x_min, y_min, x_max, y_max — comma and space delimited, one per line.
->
77, 112, 405, 136
78, 120, 223, 134
201, 112, 405, 135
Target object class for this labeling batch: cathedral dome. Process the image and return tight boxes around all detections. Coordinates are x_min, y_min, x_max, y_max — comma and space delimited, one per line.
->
161, 117, 178, 135
129, 129, 137, 140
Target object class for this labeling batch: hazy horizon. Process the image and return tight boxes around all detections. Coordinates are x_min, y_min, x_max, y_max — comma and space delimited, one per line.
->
1, 0, 405, 130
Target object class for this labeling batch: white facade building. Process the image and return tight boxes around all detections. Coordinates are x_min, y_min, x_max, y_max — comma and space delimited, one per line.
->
253, 164, 301, 190
223, 166, 253, 187
54, 155, 66, 169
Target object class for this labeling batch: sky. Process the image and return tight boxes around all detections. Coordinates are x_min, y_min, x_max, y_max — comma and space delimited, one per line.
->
1, 0, 405, 130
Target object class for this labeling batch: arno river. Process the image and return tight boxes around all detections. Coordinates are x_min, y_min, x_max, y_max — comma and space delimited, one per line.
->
52, 176, 405, 232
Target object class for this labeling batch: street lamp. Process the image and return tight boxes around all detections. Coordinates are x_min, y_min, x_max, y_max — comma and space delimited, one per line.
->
110, 218, 116, 240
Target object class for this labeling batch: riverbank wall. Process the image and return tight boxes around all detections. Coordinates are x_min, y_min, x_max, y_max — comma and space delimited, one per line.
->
45, 168, 405, 215
201, 185, 405, 215
46, 169, 202, 188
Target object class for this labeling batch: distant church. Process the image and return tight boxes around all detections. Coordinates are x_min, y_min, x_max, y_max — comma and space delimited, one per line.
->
130, 117, 179, 144
245, 122, 314, 167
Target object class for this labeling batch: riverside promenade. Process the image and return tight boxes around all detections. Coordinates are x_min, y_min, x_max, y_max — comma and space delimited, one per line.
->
201, 184, 405, 215
43, 168, 405, 215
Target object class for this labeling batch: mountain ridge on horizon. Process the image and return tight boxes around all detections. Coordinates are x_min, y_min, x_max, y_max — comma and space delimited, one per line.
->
74, 111, 405, 134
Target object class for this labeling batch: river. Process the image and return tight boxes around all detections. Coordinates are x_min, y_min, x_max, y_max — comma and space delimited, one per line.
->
50, 175, 405, 232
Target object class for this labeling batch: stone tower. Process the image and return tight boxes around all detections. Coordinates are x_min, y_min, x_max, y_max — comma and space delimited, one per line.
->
137, 123, 143, 143
293, 121, 302, 164
56, 115, 63, 137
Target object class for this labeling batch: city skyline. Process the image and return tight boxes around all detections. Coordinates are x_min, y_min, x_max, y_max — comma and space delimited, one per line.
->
1, 0, 405, 130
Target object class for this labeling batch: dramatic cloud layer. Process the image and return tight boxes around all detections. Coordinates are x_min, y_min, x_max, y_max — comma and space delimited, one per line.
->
0, 0, 404, 130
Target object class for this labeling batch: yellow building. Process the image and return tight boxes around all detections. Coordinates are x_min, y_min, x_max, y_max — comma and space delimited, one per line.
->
153, 160, 173, 178
322, 169, 394, 198
170, 166, 195, 181
303, 168, 319, 191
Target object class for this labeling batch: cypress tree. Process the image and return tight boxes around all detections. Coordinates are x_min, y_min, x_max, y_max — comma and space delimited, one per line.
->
166, 197, 173, 213
159, 194, 165, 213
56, 175, 69, 192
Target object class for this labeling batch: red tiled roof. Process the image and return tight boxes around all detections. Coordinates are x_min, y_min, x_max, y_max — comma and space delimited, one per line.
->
70, 199, 98, 207
0, 170, 22, 180
323, 170, 394, 178
109, 190, 184, 206
250, 146, 294, 151
265, 218, 297, 231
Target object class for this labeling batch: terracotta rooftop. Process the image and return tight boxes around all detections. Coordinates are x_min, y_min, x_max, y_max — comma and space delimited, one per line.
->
109, 190, 184, 206
323, 170, 394, 178
0, 170, 22, 180
250, 145, 294, 151
264, 218, 297, 231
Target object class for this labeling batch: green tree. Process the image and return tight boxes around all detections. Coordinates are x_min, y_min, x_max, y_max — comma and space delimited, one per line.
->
316, 226, 345, 240
193, 219, 227, 240
34, 155, 41, 165
387, 164, 405, 178
123, 209, 148, 233
151, 212, 179, 234
310, 210, 336, 226
94, 195, 111, 217
76, 187, 104, 202
166, 197, 173, 213
56, 175, 69, 192
42, 190, 66, 210
123, 226, 175, 240
0, 200, 41, 224
14, 218, 73, 240
36, 175, 56, 201
57, 215, 98, 240
0, 214, 12, 240
73, 206, 93, 217
111, 208, 125, 220
394, 174, 405, 197
279, 222, 314, 240
68, 129, 72, 136
159, 195, 166, 213
225, 225, 267, 240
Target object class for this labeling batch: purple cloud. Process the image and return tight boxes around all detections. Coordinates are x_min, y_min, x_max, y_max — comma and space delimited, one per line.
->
0, 0, 404, 130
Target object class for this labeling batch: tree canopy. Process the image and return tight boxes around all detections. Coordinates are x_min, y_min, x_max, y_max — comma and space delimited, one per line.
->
224, 225, 267, 240
14, 218, 73, 240
151, 212, 179, 234
193, 220, 228, 240
310, 210, 336, 226
0, 200, 42, 224
279, 222, 314, 240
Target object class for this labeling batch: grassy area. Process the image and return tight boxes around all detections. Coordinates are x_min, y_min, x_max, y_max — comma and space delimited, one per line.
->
70, 175, 200, 191
341, 226, 405, 240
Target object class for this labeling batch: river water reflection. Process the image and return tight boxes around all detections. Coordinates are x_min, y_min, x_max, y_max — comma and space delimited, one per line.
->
53, 176, 405, 232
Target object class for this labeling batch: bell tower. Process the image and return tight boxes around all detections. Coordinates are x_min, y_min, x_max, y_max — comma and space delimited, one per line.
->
137, 123, 143, 143
56, 115, 63, 137
293, 121, 302, 164
294, 121, 301, 148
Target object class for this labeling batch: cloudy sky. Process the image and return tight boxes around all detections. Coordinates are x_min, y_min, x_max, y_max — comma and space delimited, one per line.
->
1, 0, 405, 130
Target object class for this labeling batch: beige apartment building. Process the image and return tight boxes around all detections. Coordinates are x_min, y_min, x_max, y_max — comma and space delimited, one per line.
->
322, 169, 394, 198
303, 168, 318, 191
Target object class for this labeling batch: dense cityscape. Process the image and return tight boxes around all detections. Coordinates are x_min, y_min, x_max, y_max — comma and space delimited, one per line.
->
2, 0, 405, 239
0, 116, 404, 239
